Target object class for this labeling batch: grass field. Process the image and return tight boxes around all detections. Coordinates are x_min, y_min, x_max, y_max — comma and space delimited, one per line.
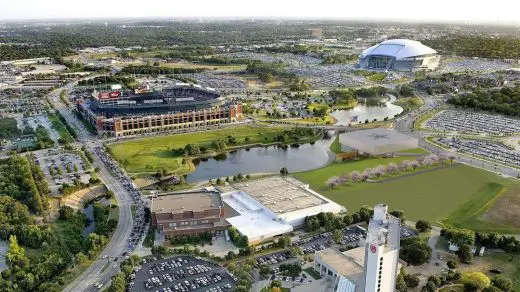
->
329, 135, 342, 154
295, 160, 518, 230
48, 113, 73, 142
109, 126, 314, 175
396, 147, 430, 155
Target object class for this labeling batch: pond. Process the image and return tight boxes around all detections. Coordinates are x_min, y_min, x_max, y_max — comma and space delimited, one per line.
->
331, 95, 403, 126
82, 197, 109, 237
186, 138, 335, 183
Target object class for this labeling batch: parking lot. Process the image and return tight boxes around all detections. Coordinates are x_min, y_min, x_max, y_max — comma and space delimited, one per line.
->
425, 110, 520, 135
436, 137, 520, 168
131, 256, 236, 292
34, 149, 91, 195
293, 226, 367, 255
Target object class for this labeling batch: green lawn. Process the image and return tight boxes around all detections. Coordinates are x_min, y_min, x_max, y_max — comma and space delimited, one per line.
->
303, 267, 321, 280
109, 126, 316, 175
295, 161, 517, 230
329, 135, 342, 154
48, 113, 73, 143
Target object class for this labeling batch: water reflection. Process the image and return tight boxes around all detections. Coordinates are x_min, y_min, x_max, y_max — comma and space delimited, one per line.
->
332, 96, 403, 126
186, 139, 334, 183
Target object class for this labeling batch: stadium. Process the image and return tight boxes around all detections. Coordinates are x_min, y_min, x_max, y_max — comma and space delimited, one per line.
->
358, 39, 440, 72
76, 84, 242, 137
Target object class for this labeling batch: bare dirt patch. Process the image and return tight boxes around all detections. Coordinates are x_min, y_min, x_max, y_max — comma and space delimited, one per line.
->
481, 186, 520, 226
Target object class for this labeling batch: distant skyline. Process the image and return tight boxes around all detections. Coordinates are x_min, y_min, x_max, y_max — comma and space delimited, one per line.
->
2, 0, 520, 24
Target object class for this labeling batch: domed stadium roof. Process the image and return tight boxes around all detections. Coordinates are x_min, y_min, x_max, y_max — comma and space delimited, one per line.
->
360, 39, 437, 60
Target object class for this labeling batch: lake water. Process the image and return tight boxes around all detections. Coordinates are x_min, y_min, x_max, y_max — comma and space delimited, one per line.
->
82, 197, 109, 237
331, 95, 403, 126
186, 139, 335, 183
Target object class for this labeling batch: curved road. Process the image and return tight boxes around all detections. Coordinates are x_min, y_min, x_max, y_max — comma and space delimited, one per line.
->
47, 84, 135, 292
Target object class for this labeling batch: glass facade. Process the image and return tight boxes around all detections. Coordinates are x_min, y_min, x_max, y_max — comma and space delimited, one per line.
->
367, 56, 394, 69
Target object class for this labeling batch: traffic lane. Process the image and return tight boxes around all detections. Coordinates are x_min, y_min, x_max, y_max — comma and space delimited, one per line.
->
63, 152, 134, 292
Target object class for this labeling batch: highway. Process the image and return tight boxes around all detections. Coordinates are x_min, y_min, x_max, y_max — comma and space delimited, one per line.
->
46, 84, 137, 292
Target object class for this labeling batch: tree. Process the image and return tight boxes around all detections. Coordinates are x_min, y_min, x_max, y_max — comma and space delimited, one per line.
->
491, 275, 512, 291
279, 263, 302, 277
404, 274, 420, 288
59, 206, 75, 220
416, 220, 432, 233
396, 274, 408, 292
326, 176, 341, 188
389, 210, 405, 222
427, 275, 442, 287
6, 235, 29, 272
456, 244, 474, 264
447, 259, 459, 269
400, 238, 432, 266
216, 178, 222, 185
333, 229, 343, 244
277, 236, 291, 248
270, 280, 282, 288
110, 272, 126, 292
461, 272, 491, 291
343, 214, 353, 226
423, 281, 437, 292
259, 265, 270, 279
75, 252, 87, 264
280, 167, 289, 176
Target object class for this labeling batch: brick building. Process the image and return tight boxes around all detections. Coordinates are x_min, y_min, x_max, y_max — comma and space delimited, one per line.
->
151, 191, 229, 236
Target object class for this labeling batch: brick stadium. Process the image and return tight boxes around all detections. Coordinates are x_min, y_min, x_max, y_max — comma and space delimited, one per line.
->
76, 85, 242, 137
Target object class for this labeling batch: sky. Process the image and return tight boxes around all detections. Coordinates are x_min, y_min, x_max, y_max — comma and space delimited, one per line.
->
2, 0, 520, 24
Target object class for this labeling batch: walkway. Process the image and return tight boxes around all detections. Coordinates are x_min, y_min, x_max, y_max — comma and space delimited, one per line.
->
370, 163, 461, 184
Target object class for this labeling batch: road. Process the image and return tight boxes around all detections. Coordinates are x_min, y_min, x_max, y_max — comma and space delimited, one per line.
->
46, 84, 137, 292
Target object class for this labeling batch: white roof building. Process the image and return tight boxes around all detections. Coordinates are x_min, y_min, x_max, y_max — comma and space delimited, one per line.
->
359, 39, 440, 72
220, 176, 344, 244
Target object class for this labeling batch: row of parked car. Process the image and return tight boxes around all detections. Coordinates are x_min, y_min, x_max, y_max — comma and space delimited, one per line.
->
255, 251, 293, 266
145, 271, 223, 291
149, 258, 190, 275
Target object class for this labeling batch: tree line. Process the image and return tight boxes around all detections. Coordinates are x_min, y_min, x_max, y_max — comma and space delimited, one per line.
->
447, 86, 520, 117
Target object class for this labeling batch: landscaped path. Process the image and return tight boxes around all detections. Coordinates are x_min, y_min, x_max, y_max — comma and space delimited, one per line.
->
371, 163, 461, 184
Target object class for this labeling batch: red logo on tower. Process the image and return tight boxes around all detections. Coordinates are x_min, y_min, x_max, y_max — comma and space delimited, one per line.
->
370, 244, 377, 253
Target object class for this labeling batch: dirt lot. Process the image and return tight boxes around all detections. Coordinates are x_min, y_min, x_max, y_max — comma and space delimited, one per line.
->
481, 186, 520, 227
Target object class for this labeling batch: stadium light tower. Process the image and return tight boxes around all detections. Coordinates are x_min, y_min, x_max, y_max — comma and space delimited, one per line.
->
363, 204, 401, 292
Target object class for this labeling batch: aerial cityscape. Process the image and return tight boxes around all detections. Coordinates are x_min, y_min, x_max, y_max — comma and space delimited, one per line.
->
1, 2, 520, 292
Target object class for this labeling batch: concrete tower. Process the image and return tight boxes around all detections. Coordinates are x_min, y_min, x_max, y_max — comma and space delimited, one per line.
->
363, 204, 401, 292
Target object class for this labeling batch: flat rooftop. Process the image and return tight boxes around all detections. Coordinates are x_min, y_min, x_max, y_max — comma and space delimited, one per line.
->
229, 176, 328, 215
151, 191, 223, 214
339, 128, 416, 147
317, 247, 365, 277
316, 247, 366, 291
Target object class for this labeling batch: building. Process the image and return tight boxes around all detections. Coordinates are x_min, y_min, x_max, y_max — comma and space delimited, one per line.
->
220, 176, 344, 244
339, 128, 418, 156
312, 205, 401, 292
363, 204, 400, 292
314, 247, 366, 292
151, 191, 229, 236
76, 85, 242, 137
358, 39, 440, 72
